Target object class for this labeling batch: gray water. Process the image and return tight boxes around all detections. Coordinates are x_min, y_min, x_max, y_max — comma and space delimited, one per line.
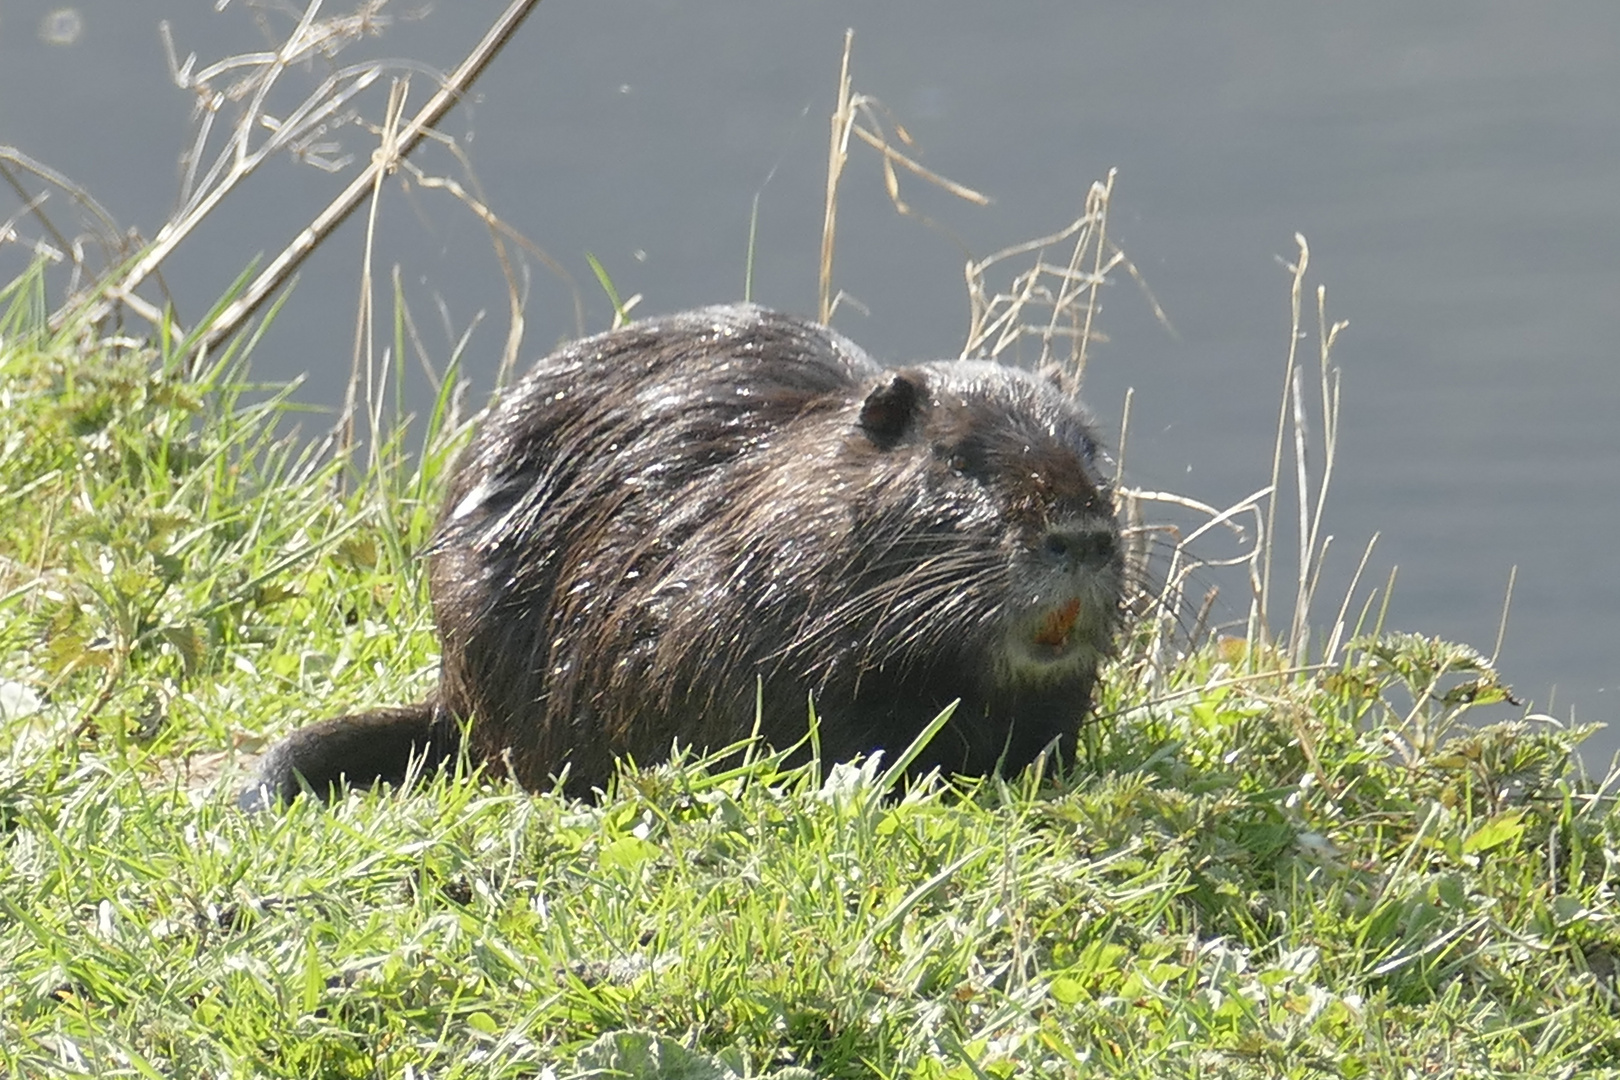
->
2, 2, 1616, 755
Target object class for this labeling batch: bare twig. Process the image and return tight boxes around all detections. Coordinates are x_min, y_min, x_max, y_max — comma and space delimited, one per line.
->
33, 1, 544, 352
72, 7, 399, 332
193, 0, 544, 360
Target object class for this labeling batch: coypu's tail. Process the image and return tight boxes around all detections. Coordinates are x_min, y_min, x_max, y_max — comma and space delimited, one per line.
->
237, 702, 461, 811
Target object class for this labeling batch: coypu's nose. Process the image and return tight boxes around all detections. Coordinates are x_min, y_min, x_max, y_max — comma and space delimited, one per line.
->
1042, 522, 1118, 571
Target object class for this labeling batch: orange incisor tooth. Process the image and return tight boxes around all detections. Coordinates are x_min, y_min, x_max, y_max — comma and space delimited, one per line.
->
1033, 598, 1082, 648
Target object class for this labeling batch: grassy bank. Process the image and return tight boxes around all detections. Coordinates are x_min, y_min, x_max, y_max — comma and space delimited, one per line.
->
0, 270, 1616, 1078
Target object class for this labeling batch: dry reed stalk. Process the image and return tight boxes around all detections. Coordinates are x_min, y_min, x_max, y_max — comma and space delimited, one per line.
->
341, 76, 410, 465
818, 30, 988, 326
962, 172, 1170, 398
1256, 235, 1349, 663
818, 31, 855, 326
395, 140, 587, 383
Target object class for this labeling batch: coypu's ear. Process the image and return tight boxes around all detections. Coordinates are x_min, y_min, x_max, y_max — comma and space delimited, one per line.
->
859, 369, 929, 448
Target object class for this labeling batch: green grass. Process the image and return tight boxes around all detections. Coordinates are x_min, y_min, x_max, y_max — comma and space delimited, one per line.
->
1, 264, 1618, 1079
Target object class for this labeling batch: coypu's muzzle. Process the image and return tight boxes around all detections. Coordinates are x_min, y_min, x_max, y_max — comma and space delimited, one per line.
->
998, 515, 1122, 681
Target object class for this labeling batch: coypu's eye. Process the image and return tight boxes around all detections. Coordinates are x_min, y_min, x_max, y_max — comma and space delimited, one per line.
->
944, 437, 993, 481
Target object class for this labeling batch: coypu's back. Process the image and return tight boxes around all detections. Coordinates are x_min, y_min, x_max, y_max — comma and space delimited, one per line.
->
242, 304, 1123, 806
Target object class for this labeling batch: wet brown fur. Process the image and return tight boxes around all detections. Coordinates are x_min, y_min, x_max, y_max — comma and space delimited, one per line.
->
241, 305, 1123, 807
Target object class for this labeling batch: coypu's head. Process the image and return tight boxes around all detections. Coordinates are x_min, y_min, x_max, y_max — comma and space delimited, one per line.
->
836, 359, 1123, 697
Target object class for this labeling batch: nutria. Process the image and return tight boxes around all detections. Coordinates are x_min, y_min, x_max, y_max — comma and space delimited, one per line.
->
240, 304, 1122, 808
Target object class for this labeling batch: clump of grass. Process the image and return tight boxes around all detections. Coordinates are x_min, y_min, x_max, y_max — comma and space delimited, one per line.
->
0, 259, 457, 786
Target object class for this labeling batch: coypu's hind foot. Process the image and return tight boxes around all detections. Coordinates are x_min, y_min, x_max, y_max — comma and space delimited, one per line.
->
238, 702, 459, 811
